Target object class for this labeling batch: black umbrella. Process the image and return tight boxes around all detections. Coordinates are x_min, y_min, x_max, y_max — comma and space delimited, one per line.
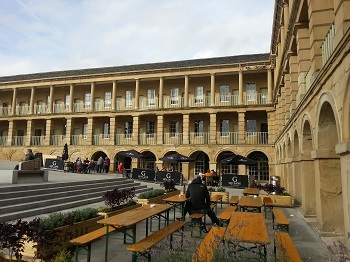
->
62, 143, 69, 161
221, 154, 257, 165
117, 149, 143, 158
159, 153, 194, 163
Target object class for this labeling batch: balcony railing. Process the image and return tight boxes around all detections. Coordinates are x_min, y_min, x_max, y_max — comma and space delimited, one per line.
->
163, 96, 184, 109
50, 135, 65, 146
215, 95, 239, 106
189, 132, 210, 144
0, 136, 8, 146
94, 101, 112, 112
12, 136, 24, 146
139, 97, 159, 110
53, 103, 69, 113
73, 103, 90, 113
15, 105, 30, 115
31, 135, 45, 146
93, 134, 110, 145
34, 104, 48, 114
188, 96, 210, 107
0, 106, 11, 116
246, 132, 268, 144
116, 98, 135, 111
71, 135, 89, 145
163, 133, 183, 145
115, 134, 133, 145
139, 134, 157, 145
243, 93, 268, 105
216, 132, 238, 144
322, 23, 335, 65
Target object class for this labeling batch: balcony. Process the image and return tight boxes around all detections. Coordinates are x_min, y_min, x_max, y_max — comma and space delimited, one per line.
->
243, 92, 268, 105
188, 95, 210, 107
34, 104, 48, 114
12, 136, 24, 146
53, 103, 69, 114
73, 103, 90, 113
163, 133, 183, 145
139, 134, 157, 145
93, 134, 110, 145
116, 98, 135, 111
138, 98, 159, 110
0, 136, 8, 146
115, 134, 133, 145
189, 132, 210, 144
0, 106, 11, 116
322, 23, 335, 65
216, 132, 238, 144
71, 135, 89, 145
245, 132, 268, 144
215, 95, 239, 106
50, 135, 65, 146
31, 136, 45, 146
15, 105, 30, 115
94, 101, 112, 112
162, 96, 184, 109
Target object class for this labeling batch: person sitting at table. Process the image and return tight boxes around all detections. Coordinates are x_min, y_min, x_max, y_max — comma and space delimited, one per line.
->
185, 174, 220, 233
212, 170, 219, 187
204, 169, 213, 186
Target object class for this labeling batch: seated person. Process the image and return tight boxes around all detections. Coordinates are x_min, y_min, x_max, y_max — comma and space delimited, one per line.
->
185, 174, 220, 232
204, 169, 213, 186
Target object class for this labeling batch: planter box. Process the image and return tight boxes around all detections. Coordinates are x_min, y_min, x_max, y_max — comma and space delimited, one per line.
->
20, 204, 141, 261
260, 194, 293, 207
137, 190, 180, 206
210, 191, 230, 204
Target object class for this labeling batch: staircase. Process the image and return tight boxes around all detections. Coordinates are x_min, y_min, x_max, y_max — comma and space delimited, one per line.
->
0, 177, 151, 222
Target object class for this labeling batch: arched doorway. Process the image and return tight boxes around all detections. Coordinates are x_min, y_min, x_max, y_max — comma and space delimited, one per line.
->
247, 151, 269, 183
217, 151, 237, 175
191, 151, 209, 175
140, 151, 156, 170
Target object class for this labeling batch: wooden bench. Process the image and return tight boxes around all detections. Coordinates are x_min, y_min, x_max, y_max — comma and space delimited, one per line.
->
189, 204, 216, 237
127, 220, 187, 262
229, 195, 239, 206
70, 227, 115, 262
217, 205, 237, 226
274, 232, 302, 262
192, 226, 226, 262
263, 196, 274, 218
272, 209, 290, 232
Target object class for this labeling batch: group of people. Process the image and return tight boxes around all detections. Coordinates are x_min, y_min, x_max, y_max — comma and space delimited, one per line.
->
197, 169, 220, 187
69, 156, 110, 173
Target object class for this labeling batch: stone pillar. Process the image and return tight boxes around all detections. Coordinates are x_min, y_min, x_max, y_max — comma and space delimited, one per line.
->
210, 73, 215, 106
112, 81, 117, 110
87, 118, 93, 145
267, 110, 274, 144
65, 118, 72, 145
292, 156, 302, 206
238, 71, 243, 104
132, 115, 139, 145
90, 82, 95, 111
25, 120, 32, 146
7, 120, 13, 146
109, 117, 115, 145
296, 27, 311, 102
300, 153, 316, 216
267, 69, 272, 103
238, 111, 245, 144
159, 77, 164, 108
49, 85, 54, 113
157, 115, 164, 145
69, 84, 74, 112
183, 114, 189, 144
184, 75, 189, 107
30, 87, 35, 114
45, 119, 51, 145
12, 88, 17, 115
135, 79, 140, 109
209, 113, 216, 144
289, 55, 298, 115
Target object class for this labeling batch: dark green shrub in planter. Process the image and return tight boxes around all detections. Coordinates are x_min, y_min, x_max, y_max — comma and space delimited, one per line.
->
138, 189, 166, 199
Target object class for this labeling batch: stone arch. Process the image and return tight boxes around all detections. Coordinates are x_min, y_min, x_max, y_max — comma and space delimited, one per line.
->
247, 151, 269, 182
315, 95, 343, 233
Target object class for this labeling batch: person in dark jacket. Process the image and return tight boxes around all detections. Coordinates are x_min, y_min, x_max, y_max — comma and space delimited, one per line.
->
185, 174, 220, 231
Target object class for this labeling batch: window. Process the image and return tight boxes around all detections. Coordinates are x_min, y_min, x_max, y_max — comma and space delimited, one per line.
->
220, 119, 229, 136
47, 95, 50, 110
195, 120, 204, 137
83, 123, 88, 139
105, 92, 112, 108
220, 84, 229, 102
146, 121, 155, 138
126, 90, 133, 107
195, 86, 203, 103
125, 121, 133, 138
260, 88, 267, 104
246, 119, 257, 134
170, 88, 179, 105
84, 93, 91, 109
103, 122, 110, 138
170, 121, 179, 137
65, 95, 70, 110
147, 89, 156, 106
246, 83, 256, 101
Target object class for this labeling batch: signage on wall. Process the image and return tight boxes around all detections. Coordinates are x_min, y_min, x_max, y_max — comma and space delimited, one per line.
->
44, 159, 65, 171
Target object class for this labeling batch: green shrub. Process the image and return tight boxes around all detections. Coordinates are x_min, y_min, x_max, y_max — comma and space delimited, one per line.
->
98, 200, 137, 213
50, 248, 73, 262
217, 187, 226, 192
138, 189, 165, 199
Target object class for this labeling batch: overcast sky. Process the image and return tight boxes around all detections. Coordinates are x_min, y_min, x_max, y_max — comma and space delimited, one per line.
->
0, 0, 275, 77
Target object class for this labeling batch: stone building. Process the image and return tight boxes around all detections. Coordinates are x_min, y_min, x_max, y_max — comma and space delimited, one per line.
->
0, 0, 349, 246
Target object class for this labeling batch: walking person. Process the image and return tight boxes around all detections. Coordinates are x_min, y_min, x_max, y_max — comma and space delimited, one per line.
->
104, 157, 110, 173
96, 156, 104, 173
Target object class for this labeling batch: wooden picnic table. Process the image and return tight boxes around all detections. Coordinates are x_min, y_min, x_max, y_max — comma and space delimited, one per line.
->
242, 188, 260, 196
225, 212, 270, 259
210, 194, 223, 212
238, 195, 263, 213
164, 194, 188, 221
97, 204, 172, 262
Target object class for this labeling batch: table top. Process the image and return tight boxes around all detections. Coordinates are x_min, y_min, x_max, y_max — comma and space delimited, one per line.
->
239, 196, 263, 208
225, 212, 269, 244
97, 204, 172, 227
242, 188, 260, 195
210, 194, 223, 202
163, 194, 188, 203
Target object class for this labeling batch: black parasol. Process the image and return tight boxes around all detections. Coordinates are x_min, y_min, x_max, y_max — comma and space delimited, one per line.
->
159, 152, 194, 163
117, 149, 143, 158
221, 154, 257, 165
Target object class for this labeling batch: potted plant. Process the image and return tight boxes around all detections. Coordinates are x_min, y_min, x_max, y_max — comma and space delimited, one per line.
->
257, 183, 293, 207
209, 187, 230, 204
137, 187, 180, 206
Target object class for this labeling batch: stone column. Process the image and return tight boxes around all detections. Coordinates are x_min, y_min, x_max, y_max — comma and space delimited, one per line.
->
267, 110, 274, 144
132, 115, 139, 145
109, 117, 115, 145
238, 71, 243, 105
182, 114, 189, 144
157, 115, 164, 145
25, 120, 32, 146
238, 111, 245, 144
65, 118, 72, 145
159, 77, 164, 108
112, 81, 117, 110
90, 82, 95, 111
12, 88, 17, 115
30, 87, 35, 114
209, 113, 216, 144
300, 153, 316, 216
184, 75, 189, 107
210, 73, 215, 106
7, 120, 13, 146
135, 79, 140, 109
87, 118, 93, 145
49, 85, 54, 113
45, 119, 51, 145
69, 84, 74, 112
